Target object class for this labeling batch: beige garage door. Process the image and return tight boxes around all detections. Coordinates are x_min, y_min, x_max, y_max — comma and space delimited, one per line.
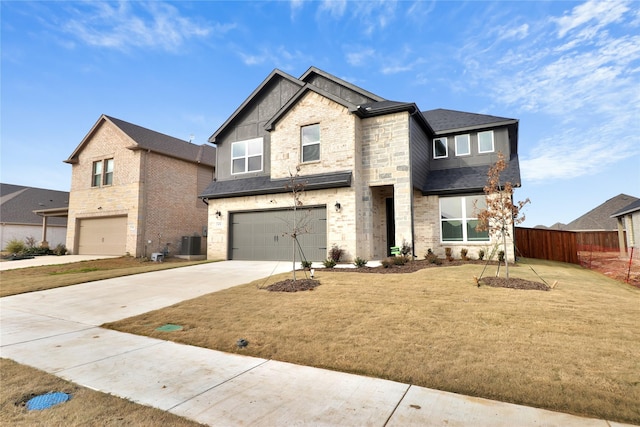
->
77, 216, 127, 255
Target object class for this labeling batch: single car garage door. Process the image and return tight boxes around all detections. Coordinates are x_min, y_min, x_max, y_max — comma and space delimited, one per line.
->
77, 216, 127, 255
230, 207, 326, 261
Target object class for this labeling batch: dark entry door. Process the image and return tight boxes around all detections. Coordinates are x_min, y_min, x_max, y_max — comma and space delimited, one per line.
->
386, 198, 395, 256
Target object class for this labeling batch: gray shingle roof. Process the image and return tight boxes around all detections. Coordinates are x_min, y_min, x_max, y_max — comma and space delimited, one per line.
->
200, 171, 352, 200
421, 155, 521, 195
422, 109, 517, 133
611, 198, 640, 217
105, 116, 216, 166
1, 184, 69, 226
565, 193, 639, 231
66, 115, 216, 167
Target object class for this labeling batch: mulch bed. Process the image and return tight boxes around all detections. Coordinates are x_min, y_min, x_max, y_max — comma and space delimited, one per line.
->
265, 279, 320, 292
479, 276, 550, 291
266, 259, 548, 292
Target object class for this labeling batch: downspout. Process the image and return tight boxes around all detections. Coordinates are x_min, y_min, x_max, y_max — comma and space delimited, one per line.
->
408, 110, 417, 258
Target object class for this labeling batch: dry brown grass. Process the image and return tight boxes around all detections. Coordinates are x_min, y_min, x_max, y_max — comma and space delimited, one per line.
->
105, 259, 640, 425
0, 358, 204, 426
0, 257, 211, 297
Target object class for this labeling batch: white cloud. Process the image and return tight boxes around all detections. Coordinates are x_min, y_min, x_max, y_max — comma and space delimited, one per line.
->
553, 0, 629, 38
60, 2, 229, 52
345, 47, 376, 66
319, 0, 347, 18
456, 0, 640, 185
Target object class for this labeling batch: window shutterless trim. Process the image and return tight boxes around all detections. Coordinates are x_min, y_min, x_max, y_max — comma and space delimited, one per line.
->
478, 130, 494, 154
433, 137, 448, 159
454, 134, 471, 156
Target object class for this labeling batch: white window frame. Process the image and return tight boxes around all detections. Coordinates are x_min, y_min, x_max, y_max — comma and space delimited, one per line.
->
301, 124, 320, 163
478, 130, 494, 154
433, 137, 448, 159
455, 134, 471, 156
103, 158, 114, 186
439, 195, 489, 243
231, 137, 263, 175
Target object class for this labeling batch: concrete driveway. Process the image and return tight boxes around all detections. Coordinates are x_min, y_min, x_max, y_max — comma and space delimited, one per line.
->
0, 254, 119, 271
0, 261, 632, 426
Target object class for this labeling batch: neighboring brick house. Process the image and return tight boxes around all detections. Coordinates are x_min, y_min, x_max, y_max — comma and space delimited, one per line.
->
64, 115, 215, 257
0, 184, 69, 250
200, 67, 521, 262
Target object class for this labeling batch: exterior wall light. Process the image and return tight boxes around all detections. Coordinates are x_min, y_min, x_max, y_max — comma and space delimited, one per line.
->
215, 210, 222, 219
334, 201, 341, 212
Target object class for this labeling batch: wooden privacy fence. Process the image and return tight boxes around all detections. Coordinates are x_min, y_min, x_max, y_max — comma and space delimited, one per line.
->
515, 227, 579, 264
515, 228, 626, 265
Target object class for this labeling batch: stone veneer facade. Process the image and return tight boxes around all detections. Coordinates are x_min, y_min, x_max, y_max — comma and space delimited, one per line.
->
66, 120, 212, 257
207, 85, 516, 263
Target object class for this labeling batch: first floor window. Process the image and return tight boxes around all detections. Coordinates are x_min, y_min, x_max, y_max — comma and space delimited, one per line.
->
232, 137, 263, 174
455, 134, 470, 156
433, 137, 448, 158
478, 130, 494, 153
301, 124, 320, 162
440, 195, 489, 242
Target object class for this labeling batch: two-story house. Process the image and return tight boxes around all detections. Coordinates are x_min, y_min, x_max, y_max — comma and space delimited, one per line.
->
64, 115, 216, 257
200, 67, 520, 262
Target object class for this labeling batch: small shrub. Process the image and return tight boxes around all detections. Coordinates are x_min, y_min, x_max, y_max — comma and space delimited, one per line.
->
322, 258, 337, 268
24, 236, 37, 248
329, 244, 343, 262
53, 244, 67, 256
444, 247, 453, 262
5, 238, 26, 254
301, 260, 312, 269
393, 255, 409, 266
460, 248, 469, 261
478, 249, 485, 261
400, 240, 412, 257
24, 246, 50, 256
498, 250, 505, 262
353, 257, 368, 268
425, 248, 440, 264
381, 257, 394, 268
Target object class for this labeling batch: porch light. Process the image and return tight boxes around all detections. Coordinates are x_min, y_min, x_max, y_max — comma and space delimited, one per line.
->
334, 201, 341, 212
215, 210, 222, 219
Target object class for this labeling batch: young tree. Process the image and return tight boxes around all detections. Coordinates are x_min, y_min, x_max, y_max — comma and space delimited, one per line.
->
283, 165, 312, 281
475, 152, 530, 279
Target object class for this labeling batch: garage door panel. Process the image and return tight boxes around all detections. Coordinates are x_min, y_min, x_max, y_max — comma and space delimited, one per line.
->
77, 216, 127, 255
230, 208, 326, 261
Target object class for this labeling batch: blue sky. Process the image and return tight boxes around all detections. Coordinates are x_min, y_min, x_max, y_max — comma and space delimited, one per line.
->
2, 0, 639, 227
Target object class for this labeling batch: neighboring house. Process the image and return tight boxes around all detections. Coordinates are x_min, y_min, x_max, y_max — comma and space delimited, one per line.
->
564, 194, 639, 232
0, 183, 69, 250
64, 115, 216, 257
200, 67, 521, 262
611, 198, 640, 255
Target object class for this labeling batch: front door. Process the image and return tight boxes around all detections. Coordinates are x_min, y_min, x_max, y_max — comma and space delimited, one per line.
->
386, 198, 395, 256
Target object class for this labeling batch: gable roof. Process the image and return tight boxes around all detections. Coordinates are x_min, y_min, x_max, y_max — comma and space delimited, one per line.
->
209, 69, 303, 144
0, 183, 69, 226
65, 115, 216, 167
611, 197, 640, 218
422, 109, 517, 134
565, 193, 639, 231
210, 67, 387, 143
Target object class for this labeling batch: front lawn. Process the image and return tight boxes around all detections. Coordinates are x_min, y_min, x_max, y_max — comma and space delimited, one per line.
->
104, 259, 640, 425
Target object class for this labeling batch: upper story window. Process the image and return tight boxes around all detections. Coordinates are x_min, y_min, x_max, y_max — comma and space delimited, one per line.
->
440, 195, 489, 242
478, 130, 494, 153
91, 158, 114, 187
433, 137, 448, 159
232, 137, 263, 174
301, 124, 320, 163
455, 134, 470, 156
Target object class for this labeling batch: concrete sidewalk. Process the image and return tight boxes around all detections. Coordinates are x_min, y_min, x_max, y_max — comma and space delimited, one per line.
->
0, 261, 635, 426
0, 254, 119, 271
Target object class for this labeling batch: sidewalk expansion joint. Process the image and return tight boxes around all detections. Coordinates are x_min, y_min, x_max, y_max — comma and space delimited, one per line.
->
168, 358, 271, 411
383, 384, 412, 427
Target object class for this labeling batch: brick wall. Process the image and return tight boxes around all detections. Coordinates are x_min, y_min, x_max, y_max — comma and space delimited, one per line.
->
66, 119, 213, 257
